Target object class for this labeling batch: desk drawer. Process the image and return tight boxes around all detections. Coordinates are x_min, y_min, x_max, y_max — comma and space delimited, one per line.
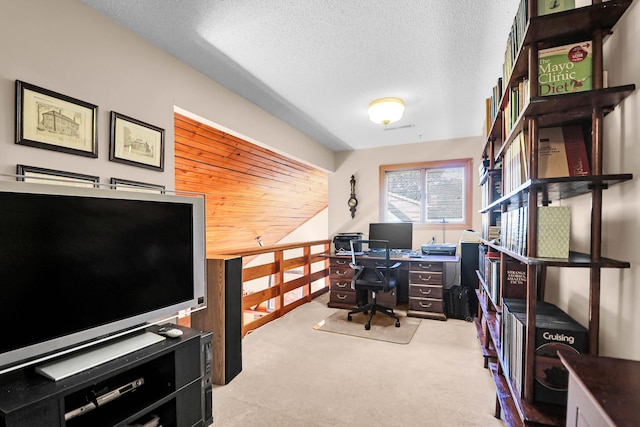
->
330, 290, 357, 306
330, 266, 353, 280
330, 280, 352, 291
330, 257, 351, 267
409, 284, 443, 299
409, 297, 443, 313
409, 271, 442, 285
410, 261, 443, 272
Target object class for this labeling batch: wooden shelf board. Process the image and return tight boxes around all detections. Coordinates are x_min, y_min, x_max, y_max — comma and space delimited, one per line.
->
482, 244, 631, 269
481, 174, 635, 213
524, 0, 633, 47
506, 1, 633, 92
476, 289, 502, 357
489, 362, 524, 427
489, 362, 567, 427
474, 317, 497, 360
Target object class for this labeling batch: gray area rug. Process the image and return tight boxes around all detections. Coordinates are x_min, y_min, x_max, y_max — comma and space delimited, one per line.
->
313, 309, 421, 344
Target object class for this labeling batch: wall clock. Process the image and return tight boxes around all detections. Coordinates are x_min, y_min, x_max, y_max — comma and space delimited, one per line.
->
348, 175, 358, 218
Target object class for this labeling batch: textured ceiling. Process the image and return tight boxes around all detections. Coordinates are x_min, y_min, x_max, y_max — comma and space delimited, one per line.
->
82, 0, 520, 152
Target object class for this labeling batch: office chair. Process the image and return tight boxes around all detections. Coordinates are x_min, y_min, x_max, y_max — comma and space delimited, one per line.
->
348, 239, 401, 330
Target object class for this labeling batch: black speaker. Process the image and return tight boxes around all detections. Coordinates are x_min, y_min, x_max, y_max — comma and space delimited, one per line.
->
460, 242, 480, 316
200, 331, 213, 426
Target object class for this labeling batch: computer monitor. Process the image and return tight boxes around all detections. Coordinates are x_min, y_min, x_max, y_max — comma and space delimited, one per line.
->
368, 222, 413, 250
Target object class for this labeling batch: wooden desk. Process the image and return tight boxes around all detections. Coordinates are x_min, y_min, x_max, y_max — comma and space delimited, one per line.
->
323, 252, 458, 321
560, 351, 640, 427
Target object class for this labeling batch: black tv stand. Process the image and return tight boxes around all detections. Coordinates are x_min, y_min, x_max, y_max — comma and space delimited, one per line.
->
0, 325, 210, 427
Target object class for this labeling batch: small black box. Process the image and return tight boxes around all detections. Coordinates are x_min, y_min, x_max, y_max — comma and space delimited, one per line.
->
333, 232, 363, 252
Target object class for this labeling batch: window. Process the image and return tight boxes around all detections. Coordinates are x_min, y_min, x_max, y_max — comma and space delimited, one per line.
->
379, 158, 473, 229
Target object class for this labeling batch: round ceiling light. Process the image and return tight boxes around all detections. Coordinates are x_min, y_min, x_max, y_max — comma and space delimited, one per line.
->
368, 97, 405, 126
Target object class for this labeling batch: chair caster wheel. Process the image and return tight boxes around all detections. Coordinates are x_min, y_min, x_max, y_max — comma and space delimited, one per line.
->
347, 314, 352, 321
395, 320, 401, 327
363, 310, 368, 315
365, 324, 371, 330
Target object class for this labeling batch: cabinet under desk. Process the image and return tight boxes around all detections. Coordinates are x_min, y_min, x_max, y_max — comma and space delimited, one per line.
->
322, 252, 459, 320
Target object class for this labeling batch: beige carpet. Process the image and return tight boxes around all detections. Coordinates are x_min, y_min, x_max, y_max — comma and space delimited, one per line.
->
212, 292, 505, 427
313, 309, 421, 344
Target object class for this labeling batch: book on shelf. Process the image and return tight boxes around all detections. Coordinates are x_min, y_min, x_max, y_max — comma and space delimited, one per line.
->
539, 40, 592, 96
503, 131, 529, 195
483, 97, 492, 140
537, 0, 591, 16
537, 206, 570, 258
501, 298, 588, 405
501, 205, 528, 256
538, 125, 591, 178
504, 260, 527, 299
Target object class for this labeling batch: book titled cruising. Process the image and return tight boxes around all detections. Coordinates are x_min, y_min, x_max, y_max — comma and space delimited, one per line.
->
538, 41, 592, 96
501, 298, 589, 405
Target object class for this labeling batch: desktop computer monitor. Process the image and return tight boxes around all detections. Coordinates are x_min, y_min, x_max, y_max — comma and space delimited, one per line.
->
368, 222, 413, 250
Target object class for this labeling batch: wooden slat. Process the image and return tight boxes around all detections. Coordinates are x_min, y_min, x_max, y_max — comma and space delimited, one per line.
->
174, 112, 328, 253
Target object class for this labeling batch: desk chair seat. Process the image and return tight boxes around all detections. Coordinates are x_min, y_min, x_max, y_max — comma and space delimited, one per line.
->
347, 240, 401, 330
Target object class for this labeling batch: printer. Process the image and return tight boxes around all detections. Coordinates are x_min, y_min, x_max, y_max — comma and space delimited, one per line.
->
333, 232, 363, 252
421, 243, 457, 256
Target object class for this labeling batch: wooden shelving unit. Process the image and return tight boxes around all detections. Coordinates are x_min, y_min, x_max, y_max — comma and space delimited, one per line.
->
477, 1, 635, 425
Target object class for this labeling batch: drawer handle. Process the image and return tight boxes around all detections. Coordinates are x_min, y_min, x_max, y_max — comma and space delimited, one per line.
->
419, 301, 433, 308
337, 270, 348, 275
337, 294, 347, 300
336, 282, 348, 288
336, 259, 347, 265
419, 288, 432, 295
419, 275, 432, 281
419, 263, 433, 269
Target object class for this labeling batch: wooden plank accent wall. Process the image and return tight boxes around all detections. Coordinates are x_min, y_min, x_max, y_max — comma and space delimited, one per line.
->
174, 113, 328, 255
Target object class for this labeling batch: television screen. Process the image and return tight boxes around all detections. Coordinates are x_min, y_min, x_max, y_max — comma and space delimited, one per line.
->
368, 222, 414, 250
0, 180, 206, 374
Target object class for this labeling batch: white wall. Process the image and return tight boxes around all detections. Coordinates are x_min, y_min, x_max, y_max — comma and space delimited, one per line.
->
544, 1, 640, 360
0, 0, 335, 189
328, 136, 483, 248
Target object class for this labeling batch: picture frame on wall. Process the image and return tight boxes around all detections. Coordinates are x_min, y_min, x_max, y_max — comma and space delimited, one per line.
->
17, 164, 100, 188
110, 112, 165, 171
15, 80, 98, 158
110, 177, 165, 194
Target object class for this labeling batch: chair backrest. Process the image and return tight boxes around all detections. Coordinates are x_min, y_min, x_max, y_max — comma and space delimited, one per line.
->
349, 239, 400, 292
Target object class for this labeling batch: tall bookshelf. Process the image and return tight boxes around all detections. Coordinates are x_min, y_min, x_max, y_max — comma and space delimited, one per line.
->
476, 1, 635, 425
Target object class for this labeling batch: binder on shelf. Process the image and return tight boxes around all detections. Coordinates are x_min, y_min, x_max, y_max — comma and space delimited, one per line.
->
537, 206, 570, 258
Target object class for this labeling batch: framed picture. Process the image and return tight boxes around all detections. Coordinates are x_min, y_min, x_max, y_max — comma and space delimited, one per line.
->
17, 165, 100, 188
110, 177, 165, 194
15, 80, 98, 158
110, 112, 164, 171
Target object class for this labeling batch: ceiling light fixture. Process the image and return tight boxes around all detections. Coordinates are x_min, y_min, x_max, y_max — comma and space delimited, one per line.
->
368, 97, 405, 126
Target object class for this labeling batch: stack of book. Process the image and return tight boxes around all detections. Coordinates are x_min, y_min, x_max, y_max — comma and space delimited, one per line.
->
501, 205, 528, 256
501, 298, 588, 405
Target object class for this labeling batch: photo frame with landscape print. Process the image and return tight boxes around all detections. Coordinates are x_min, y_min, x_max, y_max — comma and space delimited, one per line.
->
17, 165, 100, 188
110, 177, 165, 194
110, 112, 164, 171
15, 80, 98, 158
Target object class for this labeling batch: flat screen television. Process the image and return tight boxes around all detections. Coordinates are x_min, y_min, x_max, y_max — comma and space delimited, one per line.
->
368, 222, 414, 250
0, 179, 206, 375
